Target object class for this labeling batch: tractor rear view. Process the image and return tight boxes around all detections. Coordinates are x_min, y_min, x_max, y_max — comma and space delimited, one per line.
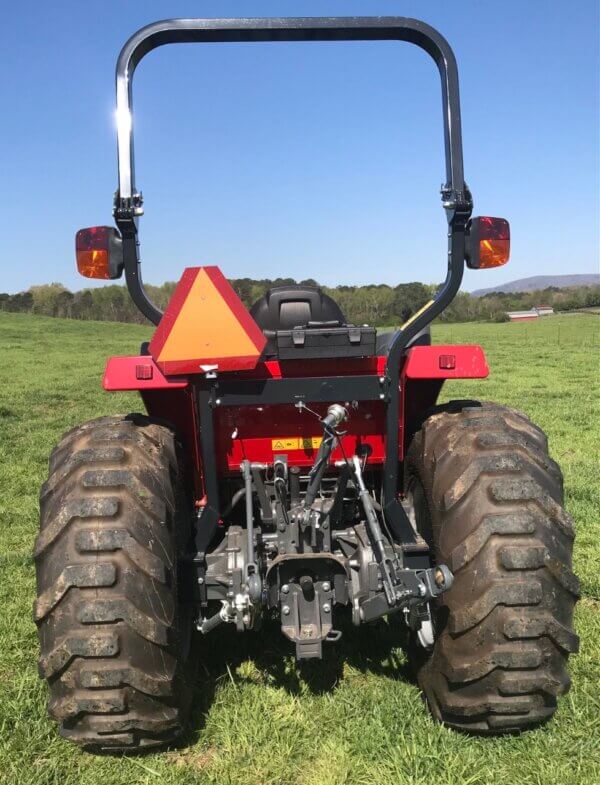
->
34, 17, 579, 751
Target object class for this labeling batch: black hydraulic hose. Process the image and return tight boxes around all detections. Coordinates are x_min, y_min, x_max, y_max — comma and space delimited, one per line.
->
303, 404, 348, 509
303, 428, 336, 509
221, 487, 246, 520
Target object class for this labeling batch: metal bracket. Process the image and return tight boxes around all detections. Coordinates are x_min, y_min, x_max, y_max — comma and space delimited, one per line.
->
358, 564, 453, 623
280, 579, 335, 660
113, 191, 144, 220
440, 182, 473, 227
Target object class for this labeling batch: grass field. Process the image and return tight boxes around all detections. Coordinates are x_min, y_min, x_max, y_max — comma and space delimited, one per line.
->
0, 311, 598, 785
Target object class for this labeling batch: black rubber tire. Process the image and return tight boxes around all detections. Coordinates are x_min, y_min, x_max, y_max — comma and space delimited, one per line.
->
405, 401, 579, 733
34, 415, 197, 751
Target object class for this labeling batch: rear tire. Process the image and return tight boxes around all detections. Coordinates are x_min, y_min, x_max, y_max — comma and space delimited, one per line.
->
34, 415, 197, 751
405, 401, 579, 733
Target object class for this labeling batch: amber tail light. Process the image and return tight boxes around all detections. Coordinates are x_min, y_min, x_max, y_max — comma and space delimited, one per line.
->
466, 217, 510, 269
75, 226, 124, 279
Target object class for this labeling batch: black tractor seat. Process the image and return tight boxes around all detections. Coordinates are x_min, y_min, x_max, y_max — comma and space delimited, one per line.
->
249, 285, 430, 360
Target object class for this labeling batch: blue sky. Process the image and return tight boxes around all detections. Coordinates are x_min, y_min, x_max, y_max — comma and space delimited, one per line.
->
1, 1, 598, 294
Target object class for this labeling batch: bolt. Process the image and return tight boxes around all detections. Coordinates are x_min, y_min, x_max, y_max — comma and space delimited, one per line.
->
322, 582, 331, 592
323, 603, 331, 613
198, 577, 205, 585
379, 393, 385, 400
215, 398, 221, 405
282, 605, 290, 615
379, 376, 385, 384
281, 584, 290, 594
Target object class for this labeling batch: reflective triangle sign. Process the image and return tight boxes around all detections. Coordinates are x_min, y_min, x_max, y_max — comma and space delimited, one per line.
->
149, 266, 266, 374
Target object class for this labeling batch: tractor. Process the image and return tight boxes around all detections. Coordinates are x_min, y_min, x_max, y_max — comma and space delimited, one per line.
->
34, 17, 579, 751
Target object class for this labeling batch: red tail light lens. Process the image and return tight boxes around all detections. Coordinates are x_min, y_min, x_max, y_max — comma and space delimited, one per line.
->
466, 217, 510, 269
75, 226, 123, 279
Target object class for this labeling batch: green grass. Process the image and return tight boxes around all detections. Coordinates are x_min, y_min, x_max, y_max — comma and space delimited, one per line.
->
0, 311, 599, 785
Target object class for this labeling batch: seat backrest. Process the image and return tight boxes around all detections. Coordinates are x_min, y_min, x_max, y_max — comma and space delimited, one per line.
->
249, 286, 347, 331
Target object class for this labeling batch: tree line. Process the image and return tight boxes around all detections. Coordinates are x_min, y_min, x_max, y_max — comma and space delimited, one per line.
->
1, 279, 598, 326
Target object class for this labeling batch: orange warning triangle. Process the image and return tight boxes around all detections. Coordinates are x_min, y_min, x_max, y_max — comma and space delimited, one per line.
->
149, 266, 266, 374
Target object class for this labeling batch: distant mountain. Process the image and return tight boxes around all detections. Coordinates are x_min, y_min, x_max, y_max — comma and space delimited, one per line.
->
471, 274, 600, 297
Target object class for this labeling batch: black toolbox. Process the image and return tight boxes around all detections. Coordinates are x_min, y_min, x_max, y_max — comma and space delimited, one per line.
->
270, 322, 376, 360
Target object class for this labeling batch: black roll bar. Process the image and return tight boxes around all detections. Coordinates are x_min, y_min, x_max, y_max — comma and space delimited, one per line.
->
116, 17, 467, 201
114, 17, 471, 324
113, 17, 474, 539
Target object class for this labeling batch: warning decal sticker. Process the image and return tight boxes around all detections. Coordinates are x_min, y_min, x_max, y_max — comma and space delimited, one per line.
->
270, 437, 322, 451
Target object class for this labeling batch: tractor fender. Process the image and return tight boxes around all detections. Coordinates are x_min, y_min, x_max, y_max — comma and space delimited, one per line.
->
401, 344, 489, 380
103, 355, 188, 391
399, 344, 489, 460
